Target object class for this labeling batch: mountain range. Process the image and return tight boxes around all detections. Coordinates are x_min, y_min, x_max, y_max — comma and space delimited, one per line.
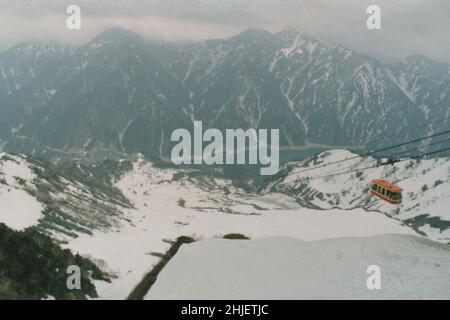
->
1, 28, 449, 161
1, 26, 450, 300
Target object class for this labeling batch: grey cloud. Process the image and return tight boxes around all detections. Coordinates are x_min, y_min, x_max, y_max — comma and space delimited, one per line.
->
0, 0, 449, 64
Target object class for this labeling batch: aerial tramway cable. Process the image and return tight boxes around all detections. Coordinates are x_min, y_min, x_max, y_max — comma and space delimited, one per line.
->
281, 127, 450, 183
364, 117, 450, 147
278, 145, 450, 185
289, 137, 450, 184
386, 137, 450, 159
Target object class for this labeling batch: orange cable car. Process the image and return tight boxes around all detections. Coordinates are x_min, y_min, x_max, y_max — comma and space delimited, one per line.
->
370, 179, 403, 205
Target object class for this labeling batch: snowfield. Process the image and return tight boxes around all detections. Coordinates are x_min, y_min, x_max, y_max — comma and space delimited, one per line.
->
147, 235, 450, 300
1, 151, 449, 300
0, 154, 42, 230
65, 158, 415, 299
272, 150, 450, 241
0, 188, 42, 231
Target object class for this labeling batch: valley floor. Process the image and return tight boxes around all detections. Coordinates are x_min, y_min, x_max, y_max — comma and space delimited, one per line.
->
1, 151, 449, 299
64, 159, 416, 299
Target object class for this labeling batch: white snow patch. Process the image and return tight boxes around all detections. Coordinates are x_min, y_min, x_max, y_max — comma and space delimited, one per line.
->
0, 188, 42, 230
0, 155, 42, 230
65, 159, 415, 299
147, 234, 450, 300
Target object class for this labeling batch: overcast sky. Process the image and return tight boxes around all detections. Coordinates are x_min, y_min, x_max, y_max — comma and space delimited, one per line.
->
0, 0, 449, 63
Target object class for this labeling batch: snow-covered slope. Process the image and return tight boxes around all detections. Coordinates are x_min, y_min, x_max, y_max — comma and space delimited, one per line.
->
269, 150, 450, 241
64, 156, 415, 299
1, 151, 447, 299
0, 153, 42, 230
147, 235, 450, 300
0, 153, 132, 240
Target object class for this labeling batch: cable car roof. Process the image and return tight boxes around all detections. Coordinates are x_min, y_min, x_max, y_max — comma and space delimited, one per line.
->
372, 179, 403, 192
